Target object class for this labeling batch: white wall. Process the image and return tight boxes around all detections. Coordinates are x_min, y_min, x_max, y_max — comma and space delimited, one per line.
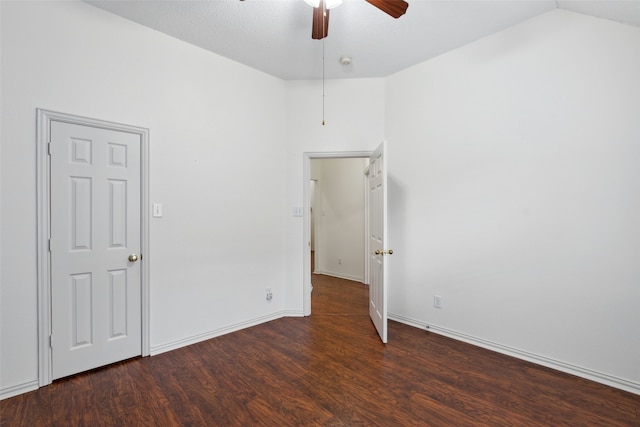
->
311, 158, 369, 282
283, 78, 386, 312
385, 10, 640, 392
3, 1, 638, 399
1, 1, 287, 397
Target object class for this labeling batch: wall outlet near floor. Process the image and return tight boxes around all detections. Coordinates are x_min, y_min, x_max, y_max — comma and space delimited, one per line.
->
266, 288, 273, 301
338, 258, 342, 265
434, 295, 443, 309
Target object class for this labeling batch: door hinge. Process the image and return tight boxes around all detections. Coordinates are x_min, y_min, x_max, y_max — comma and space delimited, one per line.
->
49, 335, 52, 348
47, 142, 51, 155
48, 239, 52, 252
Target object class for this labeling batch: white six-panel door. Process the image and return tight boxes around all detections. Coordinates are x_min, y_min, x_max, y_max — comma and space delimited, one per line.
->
50, 120, 142, 380
369, 141, 388, 343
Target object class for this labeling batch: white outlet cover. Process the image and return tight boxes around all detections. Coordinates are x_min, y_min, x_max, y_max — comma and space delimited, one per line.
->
434, 295, 443, 309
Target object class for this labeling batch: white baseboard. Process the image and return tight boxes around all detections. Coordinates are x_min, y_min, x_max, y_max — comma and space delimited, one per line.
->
0, 379, 39, 400
388, 313, 640, 396
313, 270, 364, 283
282, 310, 305, 317
150, 311, 288, 356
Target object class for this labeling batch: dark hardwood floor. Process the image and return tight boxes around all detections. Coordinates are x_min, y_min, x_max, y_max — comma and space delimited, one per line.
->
2, 270, 639, 426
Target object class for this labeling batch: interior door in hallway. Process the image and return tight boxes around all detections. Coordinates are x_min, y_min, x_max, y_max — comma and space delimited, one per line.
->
50, 120, 142, 380
369, 141, 388, 343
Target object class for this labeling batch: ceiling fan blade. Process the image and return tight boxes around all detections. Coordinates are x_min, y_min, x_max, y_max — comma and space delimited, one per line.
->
366, 0, 409, 19
312, 1, 329, 39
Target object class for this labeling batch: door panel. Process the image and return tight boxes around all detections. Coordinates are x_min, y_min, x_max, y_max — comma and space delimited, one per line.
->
50, 121, 142, 380
369, 141, 388, 343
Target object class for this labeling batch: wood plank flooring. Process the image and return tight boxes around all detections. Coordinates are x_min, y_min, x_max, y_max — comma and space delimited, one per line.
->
2, 272, 639, 426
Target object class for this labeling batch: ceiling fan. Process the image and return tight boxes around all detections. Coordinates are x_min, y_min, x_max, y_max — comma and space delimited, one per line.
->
306, 0, 409, 40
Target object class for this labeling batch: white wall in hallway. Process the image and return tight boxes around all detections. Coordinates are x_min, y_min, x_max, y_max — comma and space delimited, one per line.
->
312, 158, 369, 282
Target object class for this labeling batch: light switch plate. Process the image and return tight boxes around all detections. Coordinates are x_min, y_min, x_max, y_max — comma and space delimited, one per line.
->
153, 203, 163, 218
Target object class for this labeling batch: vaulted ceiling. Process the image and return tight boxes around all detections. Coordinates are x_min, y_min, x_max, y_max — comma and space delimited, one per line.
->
86, 0, 640, 80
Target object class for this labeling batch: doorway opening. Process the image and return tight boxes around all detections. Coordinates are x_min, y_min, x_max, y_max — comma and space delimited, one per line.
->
302, 152, 372, 316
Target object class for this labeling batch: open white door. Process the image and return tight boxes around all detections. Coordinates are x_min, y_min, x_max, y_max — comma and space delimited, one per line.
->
369, 141, 390, 343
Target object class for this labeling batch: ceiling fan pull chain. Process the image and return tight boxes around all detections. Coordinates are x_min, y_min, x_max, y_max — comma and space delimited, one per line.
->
321, 0, 326, 126
322, 34, 325, 126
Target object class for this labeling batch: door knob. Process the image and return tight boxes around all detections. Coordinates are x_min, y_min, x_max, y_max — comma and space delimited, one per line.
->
128, 254, 139, 262
374, 249, 394, 256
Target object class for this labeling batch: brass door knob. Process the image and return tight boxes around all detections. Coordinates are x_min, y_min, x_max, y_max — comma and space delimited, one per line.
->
374, 249, 394, 256
128, 254, 139, 262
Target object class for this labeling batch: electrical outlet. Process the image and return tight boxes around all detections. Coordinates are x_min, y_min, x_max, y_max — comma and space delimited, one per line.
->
338, 258, 342, 265
266, 288, 273, 301
434, 295, 442, 309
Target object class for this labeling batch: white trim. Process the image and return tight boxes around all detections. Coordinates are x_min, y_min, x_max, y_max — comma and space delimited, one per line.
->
282, 310, 305, 317
0, 380, 39, 401
303, 151, 372, 317
388, 313, 640, 396
313, 270, 364, 283
36, 109, 150, 387
150, 312, 292, 355
36, 110, 52, 387
363, 165, 371, 286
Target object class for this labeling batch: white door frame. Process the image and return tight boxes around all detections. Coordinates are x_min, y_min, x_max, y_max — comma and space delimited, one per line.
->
303, 151, 372, 316
36, 109, 150, 386
309, 179, 319, 265
363, 164, 371, 287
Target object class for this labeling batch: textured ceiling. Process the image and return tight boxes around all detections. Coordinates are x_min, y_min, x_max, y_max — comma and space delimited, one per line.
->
85, 0, 640, 80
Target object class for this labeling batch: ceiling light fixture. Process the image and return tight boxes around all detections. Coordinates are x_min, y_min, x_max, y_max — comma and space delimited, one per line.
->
304, 0, 342, 9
